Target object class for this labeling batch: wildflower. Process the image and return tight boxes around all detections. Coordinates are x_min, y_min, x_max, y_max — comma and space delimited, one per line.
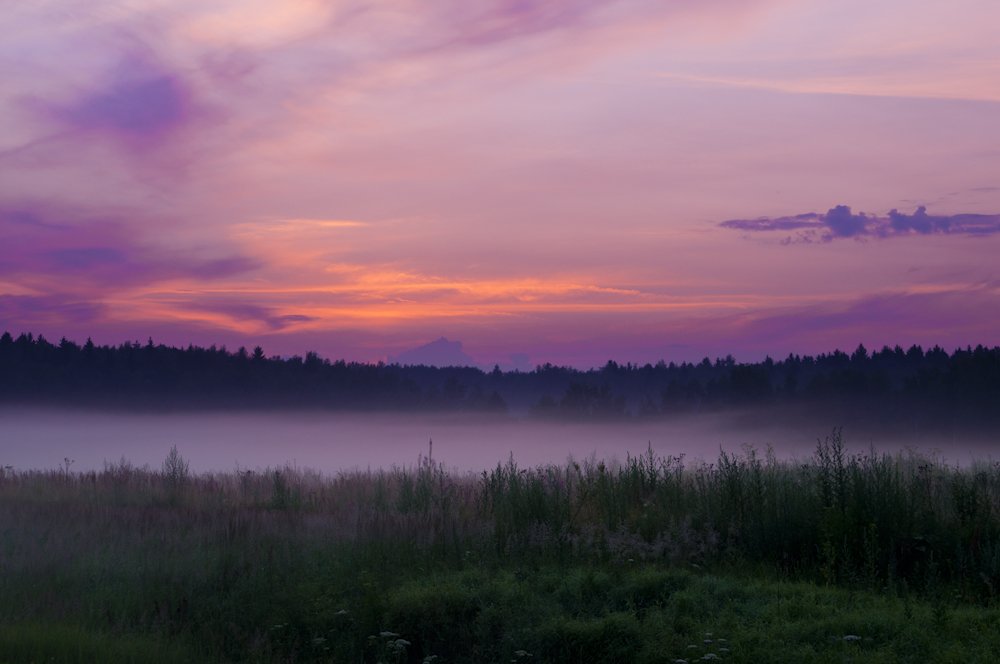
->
843, 635, 862, 642
379, 631, 400, 639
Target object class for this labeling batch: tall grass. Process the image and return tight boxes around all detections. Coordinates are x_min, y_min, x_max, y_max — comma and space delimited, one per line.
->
2, 429, 1000, 660
477, 430, 1000, 598
3, 430, 999, 592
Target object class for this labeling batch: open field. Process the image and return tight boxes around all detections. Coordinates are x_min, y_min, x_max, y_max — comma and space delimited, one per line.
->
2, 430, 1000, 662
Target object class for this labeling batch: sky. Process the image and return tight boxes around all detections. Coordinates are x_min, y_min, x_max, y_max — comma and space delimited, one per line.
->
2, 0, 999, 368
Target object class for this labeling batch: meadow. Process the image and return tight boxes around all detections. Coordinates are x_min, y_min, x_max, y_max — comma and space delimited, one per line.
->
2, 429, 1000, 663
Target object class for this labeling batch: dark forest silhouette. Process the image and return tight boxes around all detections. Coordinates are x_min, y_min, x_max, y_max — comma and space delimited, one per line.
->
1, 331, 998, 427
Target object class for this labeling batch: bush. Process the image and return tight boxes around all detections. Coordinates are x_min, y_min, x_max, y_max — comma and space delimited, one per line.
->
161, 445, 189, 490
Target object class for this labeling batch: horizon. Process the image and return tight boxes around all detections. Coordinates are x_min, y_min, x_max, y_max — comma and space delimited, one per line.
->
3, 1, 999, 368
3, 327, 993, 372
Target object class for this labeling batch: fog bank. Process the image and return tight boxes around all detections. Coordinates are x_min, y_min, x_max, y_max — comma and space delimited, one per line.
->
2, 408, 996, 474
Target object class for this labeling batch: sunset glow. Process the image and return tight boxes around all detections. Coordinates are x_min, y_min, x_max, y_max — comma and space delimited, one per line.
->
3, 0, 999, 367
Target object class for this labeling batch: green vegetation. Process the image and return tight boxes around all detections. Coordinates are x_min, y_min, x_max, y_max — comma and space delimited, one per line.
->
2, 430, 1000, 662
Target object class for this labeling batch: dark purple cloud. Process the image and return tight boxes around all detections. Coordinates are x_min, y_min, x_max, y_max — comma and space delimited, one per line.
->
720, 205, 1000, 242
186, 257, 263, 280
3, 209, 68, 230
38, 54, 198, 150
0, 205, 261, 290
823, 205, 869, 237
717, 212, 822, 232
47, 247, 129, 270
887, 207, 1000, 235
64, 73, 186, 134
719, 287, 1000, 354
490, 287, 999, 366
0, 294, 105, 325
179, 301, 317, 331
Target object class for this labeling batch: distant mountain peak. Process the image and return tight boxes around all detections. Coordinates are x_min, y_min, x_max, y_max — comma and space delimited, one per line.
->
391, 337, 478, 368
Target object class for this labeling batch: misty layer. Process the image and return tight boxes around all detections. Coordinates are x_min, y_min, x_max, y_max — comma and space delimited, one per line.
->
1, 333, 998, 434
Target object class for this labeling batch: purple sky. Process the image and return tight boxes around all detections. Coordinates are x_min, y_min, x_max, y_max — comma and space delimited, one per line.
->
2, 0, 999, 367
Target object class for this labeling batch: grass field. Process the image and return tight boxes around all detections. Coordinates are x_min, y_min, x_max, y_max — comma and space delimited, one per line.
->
2, 429, 999, 662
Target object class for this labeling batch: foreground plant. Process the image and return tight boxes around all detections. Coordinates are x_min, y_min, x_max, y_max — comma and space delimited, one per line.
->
1, 432, 999, 661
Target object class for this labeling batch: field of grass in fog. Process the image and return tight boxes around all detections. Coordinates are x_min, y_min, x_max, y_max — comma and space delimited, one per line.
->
2, 407, 995, 475
3, 430, 1000, 662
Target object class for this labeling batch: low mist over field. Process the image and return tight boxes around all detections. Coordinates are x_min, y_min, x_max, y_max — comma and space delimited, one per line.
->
1, 408, 993, 475
2, 333, 997, 473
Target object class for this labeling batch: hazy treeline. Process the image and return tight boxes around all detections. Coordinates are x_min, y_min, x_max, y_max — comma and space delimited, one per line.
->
1, 331, 999, 422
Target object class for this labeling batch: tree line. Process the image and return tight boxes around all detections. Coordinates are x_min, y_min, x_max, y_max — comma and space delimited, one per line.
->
1, 332, 998, 425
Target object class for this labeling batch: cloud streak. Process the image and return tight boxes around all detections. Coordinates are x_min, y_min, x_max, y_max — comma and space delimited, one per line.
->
721, 205, 1000, 242
0, 294, 106, 326
0, 205, 261, 292
178, 300, 318, 331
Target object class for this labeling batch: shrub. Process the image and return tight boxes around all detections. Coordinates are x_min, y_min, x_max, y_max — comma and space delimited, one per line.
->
161, 445, 189, 491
